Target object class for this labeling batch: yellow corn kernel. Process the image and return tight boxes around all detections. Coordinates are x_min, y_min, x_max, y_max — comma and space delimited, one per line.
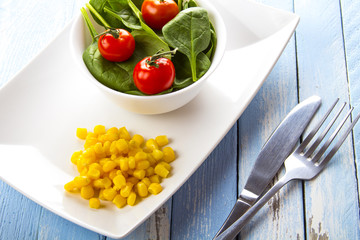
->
128, 156, 136, 169
147, 154, 157, 166
81, 185, 95, 199
135, 151, 147, 162
89, 198, 101, 209
113, 194, 127, 208
145, 139, 159, 151
127, 176, 139, 185
127, 191, 137, 206
116, 139, 129, 154
93, 179, 104, 189
102, 177, 112, 188
113, 174, 126, 189
103, 188, 117, 201
120, 182, 134, 198
82, 148, 96, 164
146, 167, 155, 177
119, 158, 129, 172
108, 169, 118, 180
132, 134, 144, 146
80, 167, 88, 176
151, 149, 164, 161
154, 164, 169, 178
129, 139, 139, 149
84, 136, 98, 149
73, 176, 91, 188
149, 175, 161, 183
163, 147, 176, 163
107, 127, 119, 134
99, 189, 105, 200
102, 160, 117, 172
148, 183, 162, 195
64, 181, 78, 192
133, 169, 146, 180
76, 128, 88, 140
158, 161, 171, 171
103, 141, 111, 156
93, 142, 105, 158
94, 125, 106, 135
119, 127, 131, 140
102, 132, 119, 142
71, 150, 83, 165
136, 182, 148, 197
76, 157, 87, 173
141, 177, 151, 187
109, 141, 119, 155
87, 168, 101, 180
155, 135, 168, 147
136, 160, 150, 170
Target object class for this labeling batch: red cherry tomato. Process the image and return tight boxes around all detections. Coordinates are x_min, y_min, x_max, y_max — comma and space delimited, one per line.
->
133, 57, 175, 95
98, 29, 135, 62
141, 0, 179, 30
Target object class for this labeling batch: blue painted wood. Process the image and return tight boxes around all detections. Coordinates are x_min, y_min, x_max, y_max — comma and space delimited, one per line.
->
237, 1, 304, 239
171, 125, 238, 239
340, 0, 360, 201
295, 0, 360, 239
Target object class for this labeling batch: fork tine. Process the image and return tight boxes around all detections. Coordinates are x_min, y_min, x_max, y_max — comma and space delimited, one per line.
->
297, 98, 340, 154
311, 106, 353, 163
302, 101, 346, 158
318, 113, 360, 169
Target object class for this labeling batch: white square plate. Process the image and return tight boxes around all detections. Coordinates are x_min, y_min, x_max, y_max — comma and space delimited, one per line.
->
0, 0, 299, 238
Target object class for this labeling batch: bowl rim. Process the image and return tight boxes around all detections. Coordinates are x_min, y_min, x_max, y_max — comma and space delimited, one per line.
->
71, 0, 227, 100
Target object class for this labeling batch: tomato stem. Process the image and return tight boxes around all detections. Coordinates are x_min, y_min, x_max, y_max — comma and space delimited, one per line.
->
95, 28, 120, 39
146, 48, 178, 68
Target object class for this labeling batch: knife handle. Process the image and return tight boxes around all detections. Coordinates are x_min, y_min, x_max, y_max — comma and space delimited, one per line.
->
213, 198, 252, 237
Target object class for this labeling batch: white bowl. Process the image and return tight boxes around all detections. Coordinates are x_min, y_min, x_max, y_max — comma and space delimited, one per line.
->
70, 0, 226, 114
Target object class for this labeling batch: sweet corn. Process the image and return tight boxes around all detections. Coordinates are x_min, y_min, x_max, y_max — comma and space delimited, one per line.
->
66, 126, 176, 209
89, 198, 101, 209
120, 182, 133, 198
94, 125, 106, 135
133, 169, 146, 180
81, 185, 94, 199
113, 195, 126, 208
154, 164, 170, 178
76, 128, 87, 140
103, 160, 117, 172
136, 160, 150, 170
148, 183, 162, 195
145, 139, 159, 151
119, 127, 131, 140
127, 191, 137, 206
151, 149, 164, 161
136, 182, 148, 197
155, 135, 168, 147
162, 147, 175, 163
103, 188, 117, 201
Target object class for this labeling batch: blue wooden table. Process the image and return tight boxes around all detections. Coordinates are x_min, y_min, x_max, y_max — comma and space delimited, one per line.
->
1, 0, 360, 239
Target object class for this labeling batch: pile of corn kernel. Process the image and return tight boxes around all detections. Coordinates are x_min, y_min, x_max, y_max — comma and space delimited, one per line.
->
64, 125, 175, 209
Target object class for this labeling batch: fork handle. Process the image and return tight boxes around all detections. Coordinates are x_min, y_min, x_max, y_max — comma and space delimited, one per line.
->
213, 175, 291, 240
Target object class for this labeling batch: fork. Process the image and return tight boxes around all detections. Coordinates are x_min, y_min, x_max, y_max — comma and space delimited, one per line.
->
214, 99, 360, 240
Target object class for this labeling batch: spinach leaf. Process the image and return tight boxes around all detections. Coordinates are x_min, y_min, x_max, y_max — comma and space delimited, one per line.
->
88, 0, 125, 28
162, 7, 211, 82
182, 0, 198, 9
172, 51, 211, 89
82, 30, 170, 93
104, 6, 142, 30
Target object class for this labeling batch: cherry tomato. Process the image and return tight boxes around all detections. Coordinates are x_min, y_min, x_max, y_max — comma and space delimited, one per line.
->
141, 0, 179, 30
133, 57, 175, 95
98, 29, 135, 62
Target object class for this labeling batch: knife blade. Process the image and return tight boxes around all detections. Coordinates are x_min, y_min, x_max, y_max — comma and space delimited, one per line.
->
214, 95, 321, 238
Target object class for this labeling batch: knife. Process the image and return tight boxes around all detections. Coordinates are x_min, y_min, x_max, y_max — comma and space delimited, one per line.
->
214, 95, 321, 238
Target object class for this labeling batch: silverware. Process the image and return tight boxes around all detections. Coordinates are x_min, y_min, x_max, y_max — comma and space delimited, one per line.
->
214, 99, 360, 240
214, 96, 321, 237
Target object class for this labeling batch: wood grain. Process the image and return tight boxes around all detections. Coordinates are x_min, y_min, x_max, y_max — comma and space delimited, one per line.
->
295, 0, 360, 239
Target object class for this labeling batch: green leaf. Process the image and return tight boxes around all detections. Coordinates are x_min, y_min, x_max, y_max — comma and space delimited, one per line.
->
163, 7, 211, 81
82, 30, 169, 93
104, 6, 142, 30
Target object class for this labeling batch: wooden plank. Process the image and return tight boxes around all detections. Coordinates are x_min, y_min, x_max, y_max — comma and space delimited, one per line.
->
170, 125, 238, 239
295, 0, 360, 238
236, 1, 303, 239
340, 0, 360, 201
